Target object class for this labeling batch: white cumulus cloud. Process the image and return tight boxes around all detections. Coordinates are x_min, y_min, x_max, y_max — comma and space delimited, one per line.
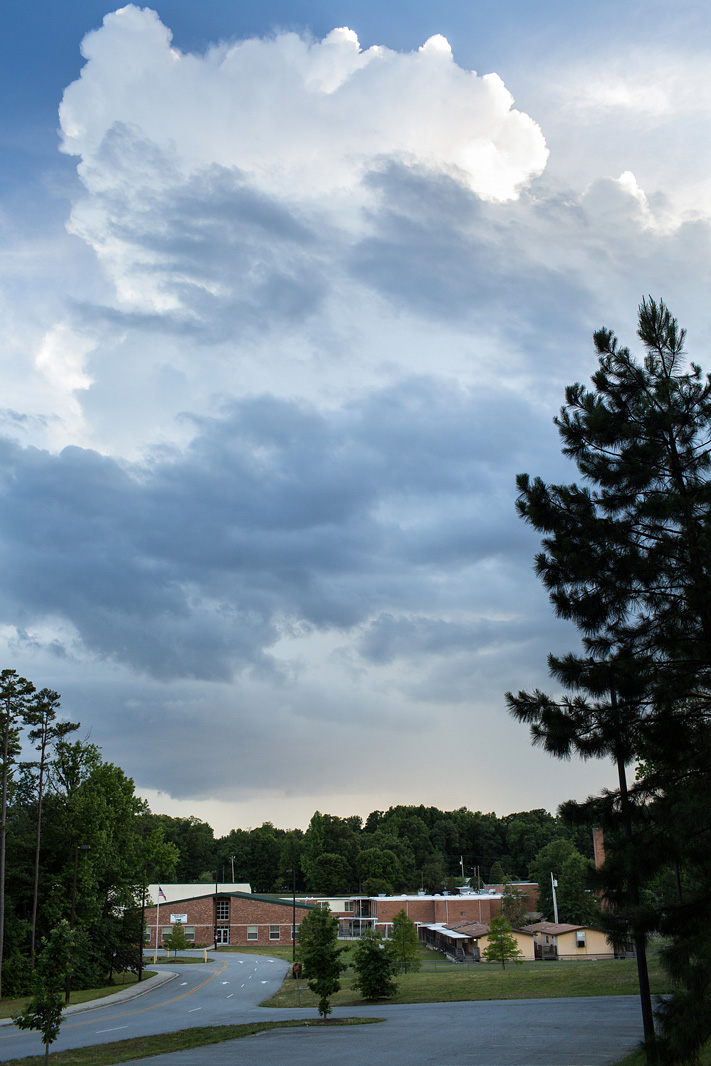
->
59, 7, 548, 217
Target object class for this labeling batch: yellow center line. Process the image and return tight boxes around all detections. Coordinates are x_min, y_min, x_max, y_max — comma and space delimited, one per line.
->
0, 960, 230, 1042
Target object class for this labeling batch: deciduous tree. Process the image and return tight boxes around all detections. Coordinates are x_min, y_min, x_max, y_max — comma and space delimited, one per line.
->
163, 922, 189, 957
0, 670, 36, 997
352, 929, 398, 1000
387, 909, 421, 973
13, 919, 74, 1065
296, 904, 346, 1020
482, 916, 523, 969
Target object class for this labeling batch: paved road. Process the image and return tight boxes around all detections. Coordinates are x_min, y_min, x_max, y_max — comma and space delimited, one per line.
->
114, 997, 644, 1066
0, 952, 290, 1060
0, 952, 645, 1066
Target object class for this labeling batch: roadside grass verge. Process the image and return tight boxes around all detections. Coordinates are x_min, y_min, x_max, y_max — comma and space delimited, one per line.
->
265, 951, 672, 1009
1, 1017, 382, 1066
0, 973, 157, 1020
614, 1041, 711, 1066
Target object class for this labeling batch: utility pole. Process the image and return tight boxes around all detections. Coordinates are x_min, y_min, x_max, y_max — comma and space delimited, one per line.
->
286, 868, 296, 963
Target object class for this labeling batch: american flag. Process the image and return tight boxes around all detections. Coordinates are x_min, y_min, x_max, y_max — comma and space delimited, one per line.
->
158, 887, 167, 901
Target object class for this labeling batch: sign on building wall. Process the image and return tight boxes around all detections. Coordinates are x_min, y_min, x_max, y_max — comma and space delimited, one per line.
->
170, 914, 188, 924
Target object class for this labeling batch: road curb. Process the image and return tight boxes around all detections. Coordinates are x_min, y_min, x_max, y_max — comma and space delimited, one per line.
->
0, 967, 180, 1027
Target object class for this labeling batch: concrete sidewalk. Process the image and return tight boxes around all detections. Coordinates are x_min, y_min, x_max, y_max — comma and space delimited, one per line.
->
0, 965, 179, 1026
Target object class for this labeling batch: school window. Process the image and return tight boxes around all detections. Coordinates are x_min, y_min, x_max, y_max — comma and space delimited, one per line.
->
247, 925, 259, 941
183, 927, 195, 942
344, 900, 355, 913
269, 925, 280, 940
216, 900, 230, 920
576, 931, 586, 948
144, 928, 151, 942
291, 924, 300, 941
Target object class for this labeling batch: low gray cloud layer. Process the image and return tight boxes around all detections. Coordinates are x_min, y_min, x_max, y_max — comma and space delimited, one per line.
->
0, 378, 547, 680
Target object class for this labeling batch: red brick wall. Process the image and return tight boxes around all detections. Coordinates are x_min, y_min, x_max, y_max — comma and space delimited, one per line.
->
484, 883, 539, 913
371, 896, 502, 930
144, 896, 311, 947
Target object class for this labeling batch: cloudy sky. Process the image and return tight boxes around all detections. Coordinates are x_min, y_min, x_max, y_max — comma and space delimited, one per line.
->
2, 0, 710, 834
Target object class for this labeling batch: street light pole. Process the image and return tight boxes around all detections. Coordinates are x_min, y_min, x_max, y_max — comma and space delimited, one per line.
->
65, 844, 90, 1005
138, 882, 146, 982
551, 872, 559, 925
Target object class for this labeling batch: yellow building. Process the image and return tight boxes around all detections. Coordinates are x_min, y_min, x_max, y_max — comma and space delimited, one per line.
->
524, 922, 614, 960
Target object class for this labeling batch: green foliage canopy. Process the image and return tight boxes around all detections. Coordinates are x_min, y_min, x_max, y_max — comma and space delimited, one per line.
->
352, 929, 398, 1000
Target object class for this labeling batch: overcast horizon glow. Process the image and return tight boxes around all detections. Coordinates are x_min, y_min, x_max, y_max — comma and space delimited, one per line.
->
1, 1, 710, 834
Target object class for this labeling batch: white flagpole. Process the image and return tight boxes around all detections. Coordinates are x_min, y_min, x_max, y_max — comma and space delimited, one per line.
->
154, 892, 160, 963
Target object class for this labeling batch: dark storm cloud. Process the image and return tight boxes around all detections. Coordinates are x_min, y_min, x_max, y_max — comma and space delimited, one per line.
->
349, 165, 590, 332
358, 613, 539, 665
0, 376, 551, 682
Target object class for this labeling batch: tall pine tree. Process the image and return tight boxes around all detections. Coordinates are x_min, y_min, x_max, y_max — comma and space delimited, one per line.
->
507, 299, 711, 1062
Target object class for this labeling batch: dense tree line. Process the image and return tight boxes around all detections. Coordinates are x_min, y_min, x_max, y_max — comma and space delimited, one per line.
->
2, 672, 177, 997
147, 803, 594, 905
2, 680, 600, 1002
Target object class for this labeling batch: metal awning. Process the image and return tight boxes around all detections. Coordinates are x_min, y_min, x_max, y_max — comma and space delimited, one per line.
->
422, 924, 471, 939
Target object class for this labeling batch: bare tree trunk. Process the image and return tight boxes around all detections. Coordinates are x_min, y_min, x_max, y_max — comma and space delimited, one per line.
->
30, 731, 47, 968
616, 746, 656, 1058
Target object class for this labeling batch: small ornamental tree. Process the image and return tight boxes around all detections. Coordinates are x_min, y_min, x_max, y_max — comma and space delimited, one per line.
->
387, 909, 421, 973
352, 929, 398, 1000
482, 916, 523, 969
163, 922, 189, 957
13, 920, 74, 1065
296, 904, 346, 1020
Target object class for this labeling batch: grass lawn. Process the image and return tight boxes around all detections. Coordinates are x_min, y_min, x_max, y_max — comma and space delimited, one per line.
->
0, 972, 158, 1021
1, 1018, 382, 1066
264, 945, 672, 1009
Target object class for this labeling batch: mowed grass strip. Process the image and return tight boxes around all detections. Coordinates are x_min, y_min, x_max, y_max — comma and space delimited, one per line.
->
265, 952, 672, 1008
1, 1017, 382, 1066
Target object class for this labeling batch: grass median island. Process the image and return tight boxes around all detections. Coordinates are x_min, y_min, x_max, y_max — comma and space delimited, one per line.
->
0, 972, 158, 1021
1, 1017, 383, 1066
144, 956, 208, 964
264, 950, 672, 1009
220, 944, 295, 962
